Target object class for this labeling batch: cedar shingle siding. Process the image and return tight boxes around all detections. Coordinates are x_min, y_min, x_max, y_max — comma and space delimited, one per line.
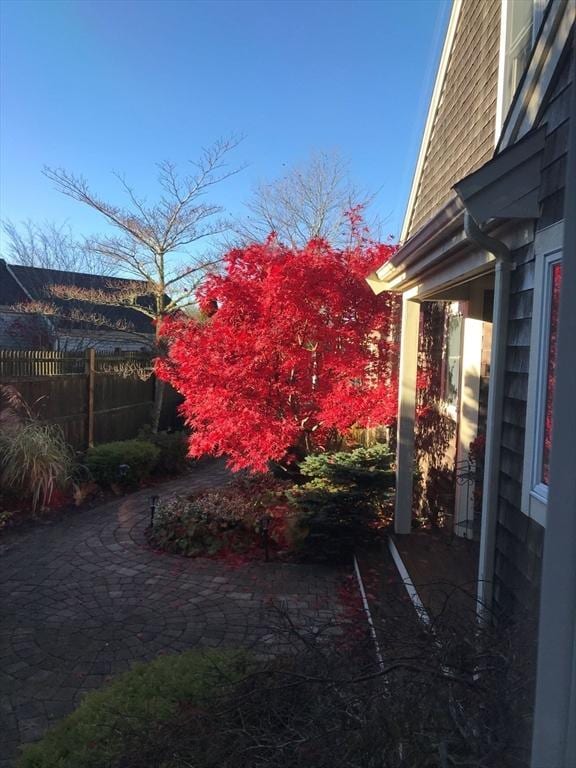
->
494, 40, 573, 615
406, 0, 500, 238
495, 237, 544, 614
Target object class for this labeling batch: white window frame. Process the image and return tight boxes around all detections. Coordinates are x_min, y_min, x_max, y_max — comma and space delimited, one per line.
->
522, 221, 564, 528
532, 0, 548, 42
495, 0, 544, 143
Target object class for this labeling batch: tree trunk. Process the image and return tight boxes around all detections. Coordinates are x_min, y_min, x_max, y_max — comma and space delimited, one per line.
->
152, 304, 166, 434
151, 376, 165, 434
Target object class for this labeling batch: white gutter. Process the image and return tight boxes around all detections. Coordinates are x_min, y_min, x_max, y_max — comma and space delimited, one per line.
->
353, 554, 385, 670
462, 212, 513, 619
387, 537, 431, 626
367, 197, 465, 295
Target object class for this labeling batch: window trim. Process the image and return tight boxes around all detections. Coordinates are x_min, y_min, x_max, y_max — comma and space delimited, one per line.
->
522, 221, 564, 528
532, 0, 548, 45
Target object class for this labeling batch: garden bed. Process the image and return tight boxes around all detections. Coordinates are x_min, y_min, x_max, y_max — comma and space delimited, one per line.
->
0, 397, 195, 534
145, 474, 297, 564
146, 443, 395, 565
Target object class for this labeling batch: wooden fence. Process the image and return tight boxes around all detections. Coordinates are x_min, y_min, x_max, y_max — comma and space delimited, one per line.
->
0, 349, 182, 449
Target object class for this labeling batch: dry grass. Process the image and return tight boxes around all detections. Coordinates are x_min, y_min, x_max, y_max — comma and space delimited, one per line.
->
0, 385, 75, 511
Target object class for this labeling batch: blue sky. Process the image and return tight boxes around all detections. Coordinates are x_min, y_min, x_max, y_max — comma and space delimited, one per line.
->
0, 0, 449, 250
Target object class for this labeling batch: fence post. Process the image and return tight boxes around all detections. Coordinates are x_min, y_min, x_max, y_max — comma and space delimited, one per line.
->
85, 348, 95, 448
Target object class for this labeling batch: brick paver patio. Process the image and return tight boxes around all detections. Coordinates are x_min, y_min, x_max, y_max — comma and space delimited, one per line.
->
0, 459, 344, 766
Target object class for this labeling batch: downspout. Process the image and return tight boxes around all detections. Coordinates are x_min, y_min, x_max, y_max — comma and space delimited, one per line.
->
462, 211, 513, 619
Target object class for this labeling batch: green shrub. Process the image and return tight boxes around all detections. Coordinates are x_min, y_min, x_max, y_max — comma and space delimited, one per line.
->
138, 426, 191, 475
287, 443, 395, 562
287, 484, 380, 562
299, 442, 395, 489
16, 611, 534, 768
85, 440, 159, 488
17, 649, 250, 768
0, 421, 75, 512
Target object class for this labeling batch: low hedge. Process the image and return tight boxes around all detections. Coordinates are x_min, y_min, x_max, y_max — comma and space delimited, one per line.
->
138, 427, 191, 475
85, 439, 160, 488
17, 649, 250, 768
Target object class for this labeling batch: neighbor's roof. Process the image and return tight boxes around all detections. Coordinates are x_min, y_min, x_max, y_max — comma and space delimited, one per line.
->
0, 260, 156, 335
0, 259, 28, 306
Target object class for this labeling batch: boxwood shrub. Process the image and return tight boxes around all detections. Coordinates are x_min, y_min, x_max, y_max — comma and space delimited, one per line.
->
17, 649, 250, 768
138, 427, 191, 475
85, 439, 160, 488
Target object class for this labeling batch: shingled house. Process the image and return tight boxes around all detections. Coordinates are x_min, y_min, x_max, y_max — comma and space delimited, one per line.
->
0, 259, 156, 351
368, 1, 575, 763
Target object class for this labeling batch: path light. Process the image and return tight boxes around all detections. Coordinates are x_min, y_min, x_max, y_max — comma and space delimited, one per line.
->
259, 514, 271, 562
149, 495, 160, 528
118, 463, 130, 480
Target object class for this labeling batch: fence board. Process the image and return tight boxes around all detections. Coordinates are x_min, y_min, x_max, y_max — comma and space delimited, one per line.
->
0, 349, 181, 449
0, 349, 86, 377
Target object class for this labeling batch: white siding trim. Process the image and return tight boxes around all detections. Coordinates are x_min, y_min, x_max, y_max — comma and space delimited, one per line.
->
388, 537, 432, 626
394, 293, 420, 534
454, 316, 483, 539
353, 555, 385, 669
495, 0, 510, 144
400, 0, 463, 243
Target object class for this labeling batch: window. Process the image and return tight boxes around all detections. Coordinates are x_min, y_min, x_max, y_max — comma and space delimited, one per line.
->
441, 302, 464, 419
497, 0, 543, 137
522, 222, 564, 527
504, 1, 534, 112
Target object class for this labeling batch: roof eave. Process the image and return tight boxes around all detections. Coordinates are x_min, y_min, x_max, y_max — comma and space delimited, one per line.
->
366, 195, 465, 294
399, 0, 463, 242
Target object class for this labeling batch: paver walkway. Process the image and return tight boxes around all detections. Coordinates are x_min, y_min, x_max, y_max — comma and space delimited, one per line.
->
0, 459, 344, 766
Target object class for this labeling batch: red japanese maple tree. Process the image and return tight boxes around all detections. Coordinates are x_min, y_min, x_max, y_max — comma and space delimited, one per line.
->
157, 225, 400, 472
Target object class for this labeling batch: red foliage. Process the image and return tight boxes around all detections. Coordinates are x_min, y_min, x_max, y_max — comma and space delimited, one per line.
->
337, 574, 368, 643
469, 433, 486, 465
542, 262, 562, 484
45, 487, 70, 510
158, 232, 400, 472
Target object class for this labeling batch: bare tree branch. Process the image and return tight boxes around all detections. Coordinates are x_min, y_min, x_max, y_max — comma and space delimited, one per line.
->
1, 219, 113, 274
42, 136, 244, 300
235, 150, 381, 249
39, 137, 244, 430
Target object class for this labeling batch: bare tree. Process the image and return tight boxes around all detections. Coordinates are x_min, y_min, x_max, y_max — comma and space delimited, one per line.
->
37, 136, 244, 430
1, 219, 110, 274
236, 150, 380, 248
